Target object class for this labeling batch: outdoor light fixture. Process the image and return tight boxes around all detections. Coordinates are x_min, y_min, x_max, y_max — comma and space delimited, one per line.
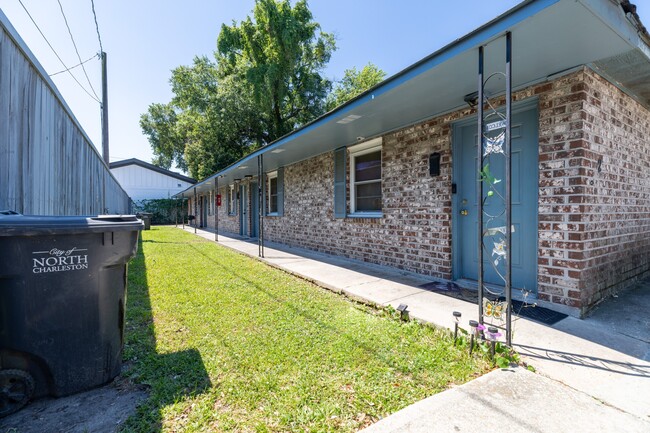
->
463, 91, 479, 108
238, 166, 248, 169
469, 320, 478, 354
270, 148, 286, 153
453, 311, 462, 344
429, 152, 441, 176
244, 175, 252, 179
396, 304, 409, 321
234, 178, 241, 183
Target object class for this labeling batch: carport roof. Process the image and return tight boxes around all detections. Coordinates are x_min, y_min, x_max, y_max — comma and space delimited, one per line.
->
177, 0, 650, 198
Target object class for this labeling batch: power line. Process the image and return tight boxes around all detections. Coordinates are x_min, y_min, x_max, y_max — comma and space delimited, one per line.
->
90, 0, 103, 53
50, 53, 99, 77
17, 0, 101, 104
57, 0, 100, 101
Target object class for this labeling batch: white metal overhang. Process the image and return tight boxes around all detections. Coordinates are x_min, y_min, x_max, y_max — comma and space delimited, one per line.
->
178, 0, 650, 198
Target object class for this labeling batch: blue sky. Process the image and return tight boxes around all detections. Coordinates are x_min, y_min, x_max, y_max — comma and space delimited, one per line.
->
1, 1, 648, 171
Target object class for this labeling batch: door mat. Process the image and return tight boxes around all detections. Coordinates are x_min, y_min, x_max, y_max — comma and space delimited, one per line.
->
504, 299, 568, 325
418, 281, 568, 326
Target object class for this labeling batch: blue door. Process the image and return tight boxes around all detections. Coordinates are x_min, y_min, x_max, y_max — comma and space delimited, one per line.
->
251, 182, 259, 238
454, 107, 538, 294
201, 195, 210, 227
239, 185, 248, 237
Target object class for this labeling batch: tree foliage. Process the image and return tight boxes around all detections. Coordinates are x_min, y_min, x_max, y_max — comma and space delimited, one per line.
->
326, 63, 386, 111
217, 0, 335, 140
139, 103, 184, 171
140, 55, 261, 179
133, 199, 188, 225
141, 0, 385, 181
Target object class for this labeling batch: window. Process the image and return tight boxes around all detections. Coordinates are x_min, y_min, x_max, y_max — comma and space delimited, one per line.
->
267, 171, 278, 214
228, 185, 236, 215
349, 138, 382, 215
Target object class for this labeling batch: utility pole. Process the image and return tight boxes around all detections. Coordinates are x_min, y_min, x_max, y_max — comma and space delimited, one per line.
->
101, 51, 109, 165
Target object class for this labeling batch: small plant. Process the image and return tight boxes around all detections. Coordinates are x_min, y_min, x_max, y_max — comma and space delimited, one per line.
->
493, 342, 520, 369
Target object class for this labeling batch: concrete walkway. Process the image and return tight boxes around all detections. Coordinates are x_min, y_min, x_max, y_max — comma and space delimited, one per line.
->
180, 226, 650, 432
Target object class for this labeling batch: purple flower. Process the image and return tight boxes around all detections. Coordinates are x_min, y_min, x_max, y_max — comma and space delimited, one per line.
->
487, 330, 502, 341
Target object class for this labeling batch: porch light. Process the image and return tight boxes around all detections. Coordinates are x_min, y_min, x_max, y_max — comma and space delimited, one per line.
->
239, 166, 248, 169
271, 148, 285, 154
396, 304, 409, 321
244, 175, 252, 179
463, 91, 479, 108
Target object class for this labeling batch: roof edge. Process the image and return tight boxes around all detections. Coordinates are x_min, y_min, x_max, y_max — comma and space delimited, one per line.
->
177, 0, 560, 197
110, 158, 196, 184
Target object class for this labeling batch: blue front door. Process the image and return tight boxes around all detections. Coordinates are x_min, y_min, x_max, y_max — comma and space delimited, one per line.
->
239, 185, 248, 237
454, 107, 538, 294
251, 182, 259, 238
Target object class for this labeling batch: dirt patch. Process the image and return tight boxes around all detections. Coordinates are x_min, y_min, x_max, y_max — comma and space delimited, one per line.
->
0, 377, 148, 433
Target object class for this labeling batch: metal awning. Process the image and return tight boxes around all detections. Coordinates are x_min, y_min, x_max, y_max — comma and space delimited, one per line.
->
177, 0, 650, 198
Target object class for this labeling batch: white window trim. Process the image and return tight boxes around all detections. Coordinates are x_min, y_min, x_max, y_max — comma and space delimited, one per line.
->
349, 137, 383, 217
266, 171, 278, 215
228, 184, 236, 215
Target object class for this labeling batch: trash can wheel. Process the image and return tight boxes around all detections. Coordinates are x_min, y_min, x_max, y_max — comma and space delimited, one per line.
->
0, 369, 35, 418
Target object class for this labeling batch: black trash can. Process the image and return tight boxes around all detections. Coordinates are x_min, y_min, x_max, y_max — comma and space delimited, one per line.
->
0, 214, 143, 417
137, 212, 152, 230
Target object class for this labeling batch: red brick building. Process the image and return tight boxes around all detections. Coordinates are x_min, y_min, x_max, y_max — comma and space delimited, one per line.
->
179, 0, 650, 317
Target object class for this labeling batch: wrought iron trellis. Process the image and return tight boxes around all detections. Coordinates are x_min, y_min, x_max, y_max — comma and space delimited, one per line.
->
477, 31, 513, 346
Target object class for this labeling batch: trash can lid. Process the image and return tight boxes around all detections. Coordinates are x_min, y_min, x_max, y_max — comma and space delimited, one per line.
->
0, 214, 144, 236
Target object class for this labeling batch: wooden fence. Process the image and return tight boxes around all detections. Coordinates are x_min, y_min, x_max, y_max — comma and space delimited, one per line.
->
0, 10, 131, 215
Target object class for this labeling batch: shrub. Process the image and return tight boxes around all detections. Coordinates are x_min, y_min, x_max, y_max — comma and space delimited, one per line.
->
133, 199, 188, 225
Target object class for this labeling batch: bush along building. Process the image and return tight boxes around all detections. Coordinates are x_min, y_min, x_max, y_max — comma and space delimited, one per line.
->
177, 0, 650, 318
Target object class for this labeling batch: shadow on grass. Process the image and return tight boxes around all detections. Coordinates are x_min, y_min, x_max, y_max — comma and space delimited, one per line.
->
120, 236, 211, 432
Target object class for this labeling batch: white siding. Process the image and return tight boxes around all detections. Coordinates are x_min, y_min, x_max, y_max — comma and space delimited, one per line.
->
111, 165, 193, 201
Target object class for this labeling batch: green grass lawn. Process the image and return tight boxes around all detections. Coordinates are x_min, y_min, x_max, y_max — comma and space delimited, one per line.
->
120, 226, 490, 432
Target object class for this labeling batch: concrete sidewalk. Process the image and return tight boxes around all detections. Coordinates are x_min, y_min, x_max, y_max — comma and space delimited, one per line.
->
180, 226, 650, 431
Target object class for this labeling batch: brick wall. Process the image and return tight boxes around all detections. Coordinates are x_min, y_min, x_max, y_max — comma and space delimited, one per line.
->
536, 69, 594, 313
536, 67, 650, 315
578, 68, 650, 309
263, 122, 454, 278
258, 83, 543, 282
204, 67, 650, 316
212, 185, 241, 234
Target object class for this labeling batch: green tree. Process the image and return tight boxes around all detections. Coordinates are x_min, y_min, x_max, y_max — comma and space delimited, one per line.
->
141, 0, 336, 180
140, 56, 261, 179
170, 57, 262, 179
217, 0, 336, 141
326, 63, 386, 111
139, 102, 185, 171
